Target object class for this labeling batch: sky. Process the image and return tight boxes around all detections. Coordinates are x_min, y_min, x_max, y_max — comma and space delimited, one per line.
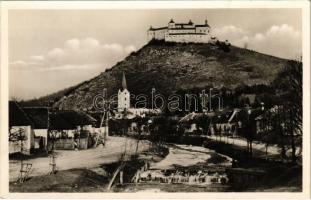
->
9, 9, 302, 100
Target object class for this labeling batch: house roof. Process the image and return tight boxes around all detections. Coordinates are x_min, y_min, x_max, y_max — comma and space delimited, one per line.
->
179, 112, 215, 124
50, 110, 97, 130
212, 110, 235, 123
10, 101, 97, 130
22, 107, 48, 129
9, 101, 33, 127
88, 112, 106, 128
236, 107, 265, 122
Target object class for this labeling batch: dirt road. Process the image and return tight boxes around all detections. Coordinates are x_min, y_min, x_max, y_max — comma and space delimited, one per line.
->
9, 136, 151, 182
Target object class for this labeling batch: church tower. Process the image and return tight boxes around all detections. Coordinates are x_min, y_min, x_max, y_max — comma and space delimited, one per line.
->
118, 72, 130, 112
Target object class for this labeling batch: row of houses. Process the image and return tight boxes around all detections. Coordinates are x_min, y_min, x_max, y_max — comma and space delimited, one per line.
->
9, 101, 106, 155
178, 104, 267, 136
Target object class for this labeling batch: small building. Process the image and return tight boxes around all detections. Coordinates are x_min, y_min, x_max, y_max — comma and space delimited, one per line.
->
179, 112, 202, 134
9, 101, 34, 155
49, 110, 97, 150
88, 112, 109, 138
211, 109, 240, 136
23, 107, 49, 151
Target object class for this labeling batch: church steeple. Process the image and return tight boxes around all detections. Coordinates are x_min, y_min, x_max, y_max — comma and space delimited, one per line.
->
122, 72, 127, 90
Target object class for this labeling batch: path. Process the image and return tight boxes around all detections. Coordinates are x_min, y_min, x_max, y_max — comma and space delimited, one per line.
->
9, 136, 150, 182
205, 135, 280, 156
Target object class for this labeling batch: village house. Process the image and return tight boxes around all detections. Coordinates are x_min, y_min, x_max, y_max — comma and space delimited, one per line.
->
49, 110, 97, 150
9, 101, 34, 155
179, 112, 204, 134
210, 109, 240, 136
88, 112, 109, 138
9, 101, 99, 153
22, 107, 49, 151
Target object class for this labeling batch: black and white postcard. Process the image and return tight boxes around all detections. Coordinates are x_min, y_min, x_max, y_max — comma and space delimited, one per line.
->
0, 1, 310, 199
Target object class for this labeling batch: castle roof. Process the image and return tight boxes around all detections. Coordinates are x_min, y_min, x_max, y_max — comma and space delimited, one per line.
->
169, 19, 174, 23
169, 27, 196, 30
195, 24, 210, 28
169, 33, 207, 35
152, 26, 167, 31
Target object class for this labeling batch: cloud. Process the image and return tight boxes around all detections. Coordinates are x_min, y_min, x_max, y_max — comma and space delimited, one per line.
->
30, 55, 44, 61
10, 60, 28, 66
47, 48, 65, 58
11, 37, 137, 72
64, 38, 80, 50
38, 63, 102, 71
212, 24, 301, 59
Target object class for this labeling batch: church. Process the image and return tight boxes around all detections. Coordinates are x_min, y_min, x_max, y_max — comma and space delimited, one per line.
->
117, 72, 130, 112
115, 73, 161, 119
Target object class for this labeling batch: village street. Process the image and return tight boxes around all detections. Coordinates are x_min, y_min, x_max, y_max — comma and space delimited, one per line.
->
9, 136, 151, 182
205, 135, 281, 156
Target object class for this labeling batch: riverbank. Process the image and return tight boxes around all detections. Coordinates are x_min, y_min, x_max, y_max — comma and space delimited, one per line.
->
111, 143, 233, 192
203, 138, 302, 192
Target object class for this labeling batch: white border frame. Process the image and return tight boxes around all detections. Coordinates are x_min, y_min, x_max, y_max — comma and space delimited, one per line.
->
0, 1, 310, 199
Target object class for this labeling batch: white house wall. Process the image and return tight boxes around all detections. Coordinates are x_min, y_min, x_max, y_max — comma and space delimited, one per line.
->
33, 129, 48, 148
9, 125, 33, 155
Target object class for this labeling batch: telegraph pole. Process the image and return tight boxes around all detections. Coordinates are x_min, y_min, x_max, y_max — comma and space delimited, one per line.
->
48, 101, 56, 174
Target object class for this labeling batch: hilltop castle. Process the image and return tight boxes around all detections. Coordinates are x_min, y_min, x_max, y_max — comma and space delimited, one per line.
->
147, 19, 212, 43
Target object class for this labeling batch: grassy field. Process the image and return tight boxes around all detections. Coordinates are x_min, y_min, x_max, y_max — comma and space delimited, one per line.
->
10, 168, 109, 192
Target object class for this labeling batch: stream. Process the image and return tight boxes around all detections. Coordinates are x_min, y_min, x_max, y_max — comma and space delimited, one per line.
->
117, 144, 233, 192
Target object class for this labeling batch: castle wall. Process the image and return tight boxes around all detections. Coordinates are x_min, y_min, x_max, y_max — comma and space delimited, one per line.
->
147, 29, 166, 41
195, 27, 210, 34
154, 29, 166, 40
147, 30, 155, 41
168, 29, 195, 34
165, 34, 210, 43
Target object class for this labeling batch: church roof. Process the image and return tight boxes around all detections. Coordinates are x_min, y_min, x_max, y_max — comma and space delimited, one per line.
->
122, 72, 127, 90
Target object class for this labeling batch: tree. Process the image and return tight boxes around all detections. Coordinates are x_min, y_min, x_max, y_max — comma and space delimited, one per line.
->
273, 60, 302, 163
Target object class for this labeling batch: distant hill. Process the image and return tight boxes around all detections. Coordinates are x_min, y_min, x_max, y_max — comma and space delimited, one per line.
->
21, 40, 289, 110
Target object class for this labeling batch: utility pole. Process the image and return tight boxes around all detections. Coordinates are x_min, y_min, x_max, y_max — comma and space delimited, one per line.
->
209, 88, 213, 112
18, 128, 24, 183
48, 101, 56, 175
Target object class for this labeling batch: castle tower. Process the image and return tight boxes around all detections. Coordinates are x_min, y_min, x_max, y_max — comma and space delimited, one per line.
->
168, 18, 175, 29
118, 72, 130, 112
